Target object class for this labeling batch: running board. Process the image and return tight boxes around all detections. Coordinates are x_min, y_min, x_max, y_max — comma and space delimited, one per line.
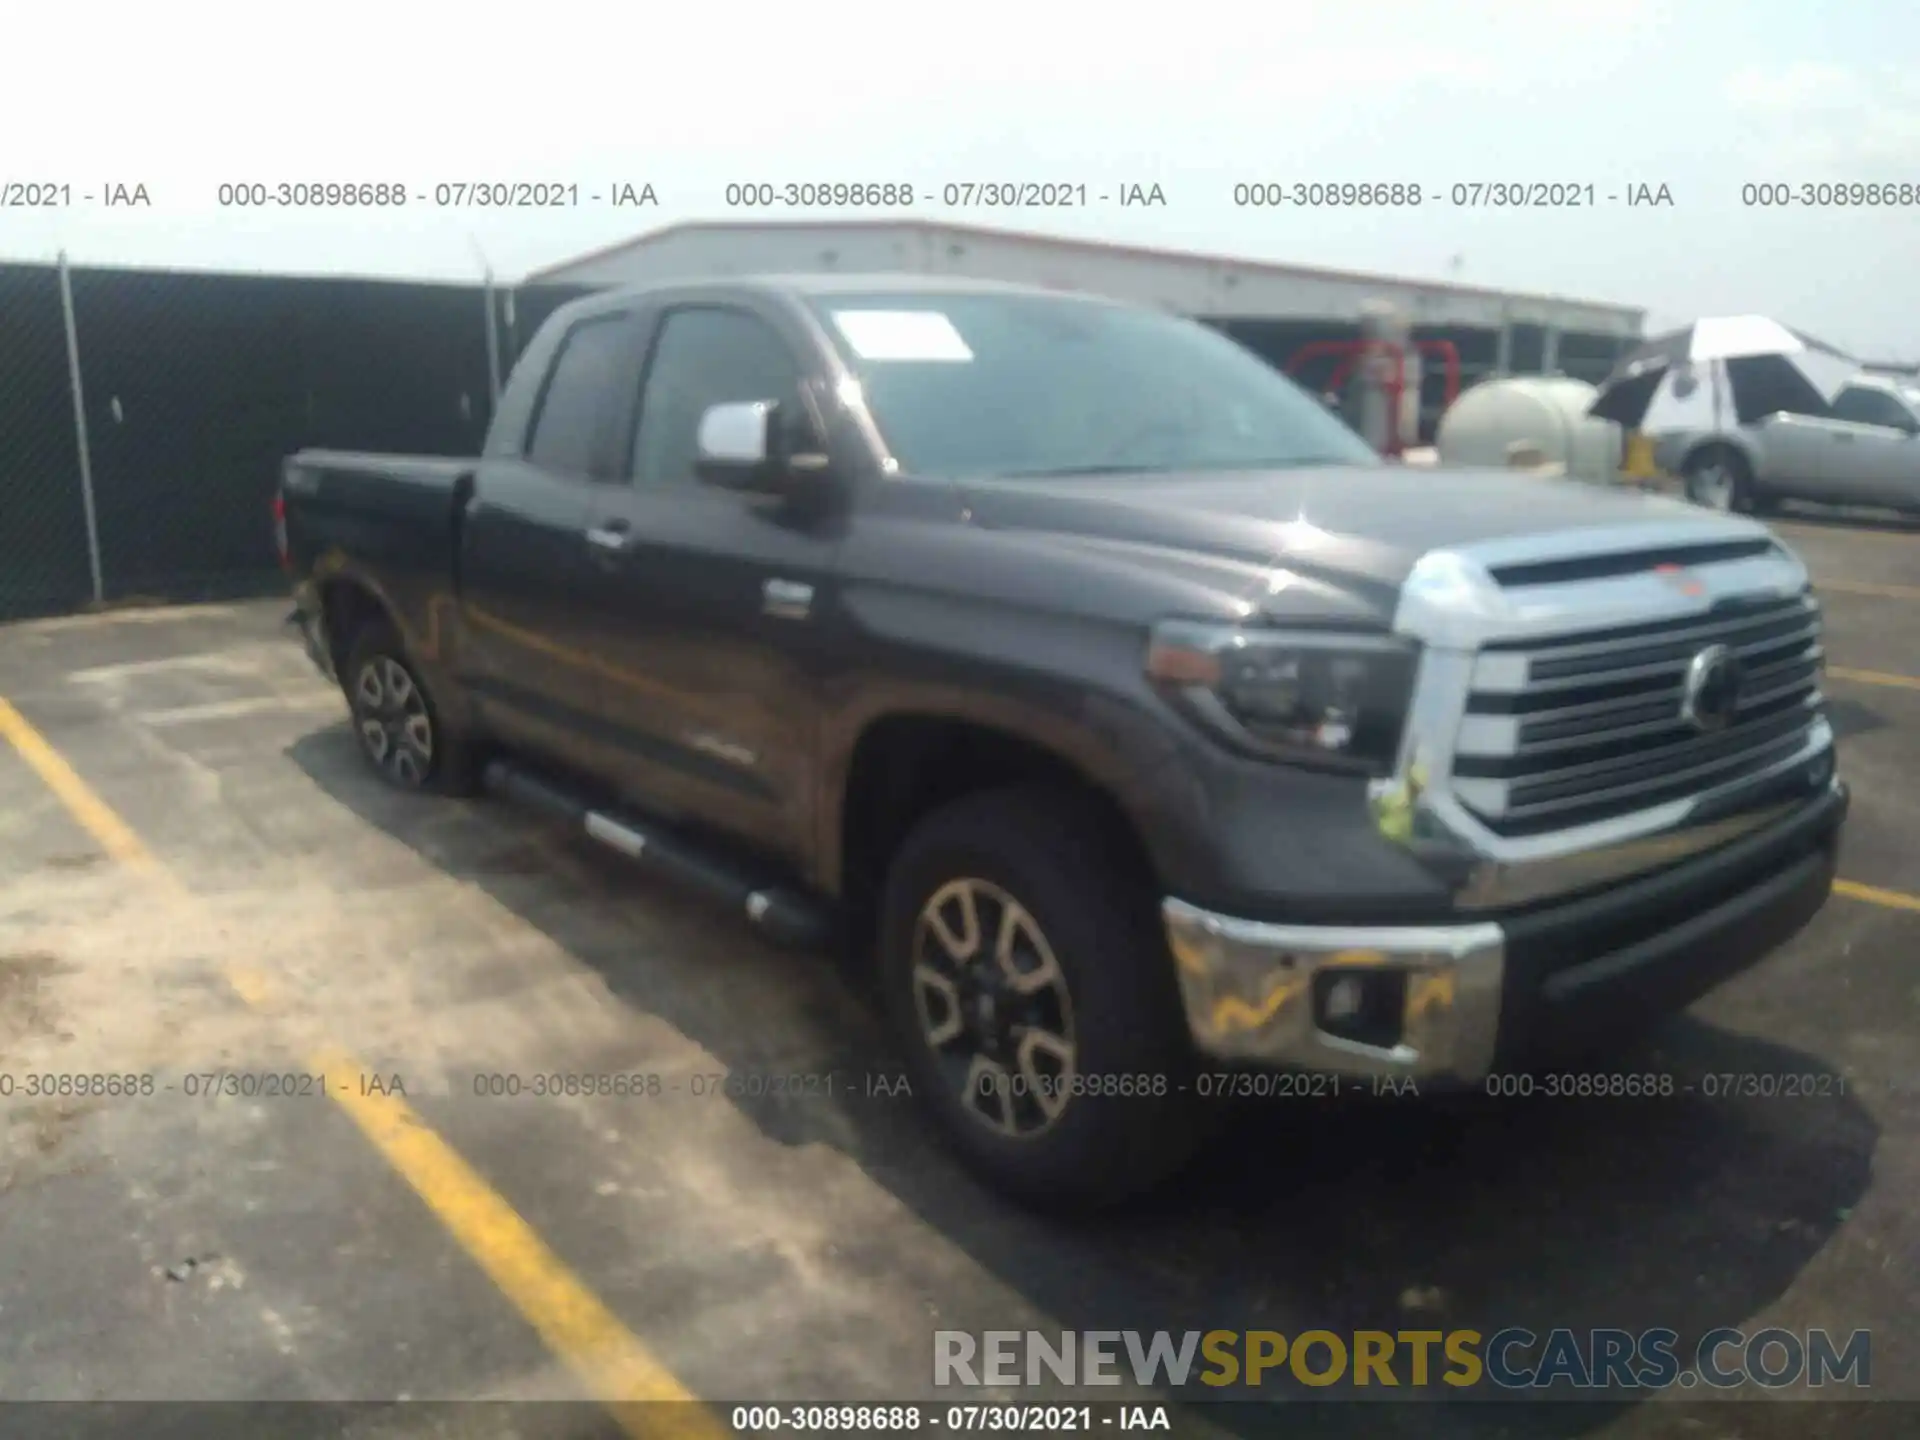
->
480, 759, 830, 949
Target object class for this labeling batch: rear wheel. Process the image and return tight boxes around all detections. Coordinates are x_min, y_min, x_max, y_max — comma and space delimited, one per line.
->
1683, 445, 1759, 514
342, 621, 479, 795
877, 786, 1209, 1211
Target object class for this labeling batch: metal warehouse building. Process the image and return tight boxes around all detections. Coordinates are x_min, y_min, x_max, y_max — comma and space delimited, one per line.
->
523, 219, 1645, 430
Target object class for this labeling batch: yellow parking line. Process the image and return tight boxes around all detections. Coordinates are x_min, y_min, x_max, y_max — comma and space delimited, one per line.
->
1827, 666, 1920, 692
0, 694, 719, 1440
1815, 579, 1920, 603
0, 698, 158, 870
12, 676, 1920, 1432
1834, 879, 1920, 914
313, 1042, 712, 1435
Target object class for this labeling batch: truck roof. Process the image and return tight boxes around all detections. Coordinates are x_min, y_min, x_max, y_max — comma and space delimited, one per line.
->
556, 271, 1125, 324
735, 272, 1103, 299
1849, 370, 1911, 395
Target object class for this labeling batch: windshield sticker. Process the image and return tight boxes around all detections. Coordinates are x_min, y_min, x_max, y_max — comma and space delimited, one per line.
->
830, 310, 974, 362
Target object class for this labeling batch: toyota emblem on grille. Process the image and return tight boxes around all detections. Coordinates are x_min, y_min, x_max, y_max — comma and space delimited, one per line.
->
1680, 644, 1743, 732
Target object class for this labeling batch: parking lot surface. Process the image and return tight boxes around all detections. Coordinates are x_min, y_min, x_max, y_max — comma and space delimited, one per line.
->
1, 505, 1917, 1439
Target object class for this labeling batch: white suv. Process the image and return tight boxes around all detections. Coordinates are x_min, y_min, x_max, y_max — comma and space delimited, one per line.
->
1657, 372, 1920, 515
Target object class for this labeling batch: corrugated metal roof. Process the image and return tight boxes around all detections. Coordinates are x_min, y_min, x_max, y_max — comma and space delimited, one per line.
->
523, 218, 1640, 318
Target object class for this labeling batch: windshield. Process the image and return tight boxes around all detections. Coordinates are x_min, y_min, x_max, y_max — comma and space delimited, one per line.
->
810, 291, 1379, 480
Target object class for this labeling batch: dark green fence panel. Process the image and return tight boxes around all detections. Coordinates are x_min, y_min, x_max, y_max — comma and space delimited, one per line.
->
0, 264, 94, 621
65, 267, 496, 608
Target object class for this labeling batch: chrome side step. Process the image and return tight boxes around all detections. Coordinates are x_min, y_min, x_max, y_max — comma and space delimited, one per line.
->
480, 759, 829, 949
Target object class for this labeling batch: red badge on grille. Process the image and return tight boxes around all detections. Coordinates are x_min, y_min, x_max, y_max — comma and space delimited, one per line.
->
1654, 563, 1705, 597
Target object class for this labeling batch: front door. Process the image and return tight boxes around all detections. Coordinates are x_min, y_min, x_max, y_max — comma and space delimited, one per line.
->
1825, 384, 1920, 509
1752, 413, 1836, 502
578, 300, 843, 866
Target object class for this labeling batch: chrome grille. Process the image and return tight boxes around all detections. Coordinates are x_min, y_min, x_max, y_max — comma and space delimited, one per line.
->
1450, 592, 1824, 837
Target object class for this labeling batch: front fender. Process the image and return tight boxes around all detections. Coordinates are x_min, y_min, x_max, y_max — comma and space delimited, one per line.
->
811, 584, 1199, 897
809, 592, 1452, 921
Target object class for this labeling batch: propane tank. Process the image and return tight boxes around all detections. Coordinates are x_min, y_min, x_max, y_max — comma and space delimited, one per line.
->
1356, 301, 1415, 454
1396, 345, 1424, 451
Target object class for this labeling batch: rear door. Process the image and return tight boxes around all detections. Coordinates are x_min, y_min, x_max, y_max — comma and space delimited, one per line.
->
457, 308, 646, 778
577, 297, 843, 865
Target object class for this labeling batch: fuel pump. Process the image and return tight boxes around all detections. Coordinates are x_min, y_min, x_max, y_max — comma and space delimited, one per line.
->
1284, 333, 1459, 459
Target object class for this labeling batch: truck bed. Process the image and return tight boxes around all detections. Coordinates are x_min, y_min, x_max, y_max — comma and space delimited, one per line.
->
281, 449, 475, 583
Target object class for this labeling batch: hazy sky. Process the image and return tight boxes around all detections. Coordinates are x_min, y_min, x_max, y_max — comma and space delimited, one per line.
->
3, 0, 1912, 356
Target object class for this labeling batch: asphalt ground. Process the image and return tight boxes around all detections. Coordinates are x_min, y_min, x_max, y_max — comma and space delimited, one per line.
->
0, 501, 1917, 1440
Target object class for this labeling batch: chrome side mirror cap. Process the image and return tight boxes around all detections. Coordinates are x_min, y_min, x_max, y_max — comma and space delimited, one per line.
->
695, 400, 834, 496
696, 401, 773, 469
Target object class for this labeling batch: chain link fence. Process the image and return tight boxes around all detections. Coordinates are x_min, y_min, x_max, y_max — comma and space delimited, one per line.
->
0, 262, 597, 624
499, 282, 598, 369
0, 264, 96, 620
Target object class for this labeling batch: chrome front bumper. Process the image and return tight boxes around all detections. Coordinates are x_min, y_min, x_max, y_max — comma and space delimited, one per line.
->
1163, 777, 1846, 1081
1164, 900, 1505, 1080
1170, 521, 1839, 1080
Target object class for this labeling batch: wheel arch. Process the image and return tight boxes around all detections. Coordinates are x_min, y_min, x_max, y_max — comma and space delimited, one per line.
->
314, 569, 478, 733
317, 575, 394, 680
829, 707, 1167, 967
1679, 433, 1759, 480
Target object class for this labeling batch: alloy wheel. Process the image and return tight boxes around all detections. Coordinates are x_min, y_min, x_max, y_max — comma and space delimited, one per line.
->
909, 877, 1077, 1138
353, 655, 435, 786
1690, 461, 1735, 511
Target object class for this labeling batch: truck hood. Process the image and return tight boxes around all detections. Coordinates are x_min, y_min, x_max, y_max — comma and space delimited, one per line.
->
958, 464, 1768, 624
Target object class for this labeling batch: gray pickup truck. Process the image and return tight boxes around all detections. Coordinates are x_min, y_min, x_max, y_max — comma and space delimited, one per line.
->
1661, 371, 1920, 515
280, 274, 1848, 1210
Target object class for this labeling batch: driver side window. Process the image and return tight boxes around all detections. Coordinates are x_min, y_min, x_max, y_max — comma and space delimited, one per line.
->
630, 307, 805, 486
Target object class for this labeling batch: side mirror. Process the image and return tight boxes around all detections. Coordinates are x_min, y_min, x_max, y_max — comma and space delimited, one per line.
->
695, 400, 831, 495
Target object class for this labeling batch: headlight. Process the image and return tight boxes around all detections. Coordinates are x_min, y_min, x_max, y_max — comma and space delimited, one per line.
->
1145, 620, 1418, 773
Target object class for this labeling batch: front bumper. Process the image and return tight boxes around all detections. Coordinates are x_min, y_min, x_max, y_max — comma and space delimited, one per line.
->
1165, 778, 1847, 1080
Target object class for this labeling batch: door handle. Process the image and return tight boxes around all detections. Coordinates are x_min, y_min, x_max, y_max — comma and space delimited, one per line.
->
762, 578, 814, 619
586, 523, 633, 551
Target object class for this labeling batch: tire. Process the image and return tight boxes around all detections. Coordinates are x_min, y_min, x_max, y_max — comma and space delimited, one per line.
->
877, 786, 1209, 1212
341, 620, 480, 795
1683, 446, 1758, 514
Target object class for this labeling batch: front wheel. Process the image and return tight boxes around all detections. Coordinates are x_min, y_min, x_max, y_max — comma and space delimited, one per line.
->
1684, 446, 1759, 514
877, 787, 1210, 1211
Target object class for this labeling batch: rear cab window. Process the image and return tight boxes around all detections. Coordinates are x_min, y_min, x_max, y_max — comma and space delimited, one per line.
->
525, 315, 634, 477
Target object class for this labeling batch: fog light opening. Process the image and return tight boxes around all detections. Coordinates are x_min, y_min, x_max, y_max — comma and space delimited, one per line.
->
1313, 969, 1408, 1050
1807, 748, 1834, 791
